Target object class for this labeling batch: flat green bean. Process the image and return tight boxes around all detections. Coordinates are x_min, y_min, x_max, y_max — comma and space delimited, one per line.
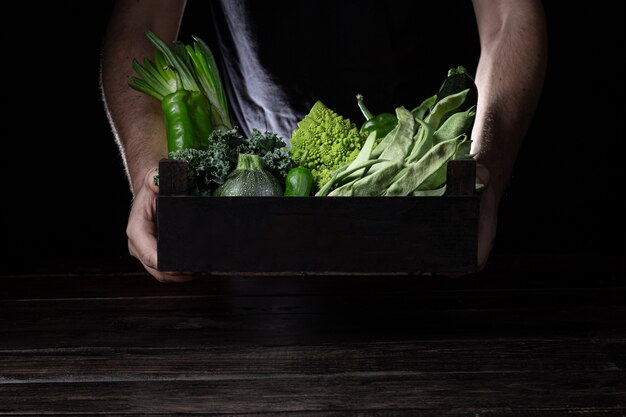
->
315, 159, 387, 196
331, 160, 403, 197
411, 94, 437, 120
433, 106, 476, 145
425, 89, 469, 130
385, 137, 466, 196
341, 131, 377, 184
405, 116, 431, 164
375, 107, 416, 167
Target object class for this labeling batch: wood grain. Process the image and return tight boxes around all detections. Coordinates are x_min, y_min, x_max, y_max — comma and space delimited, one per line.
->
1, 263, 624, 415
2, 371, 624, 414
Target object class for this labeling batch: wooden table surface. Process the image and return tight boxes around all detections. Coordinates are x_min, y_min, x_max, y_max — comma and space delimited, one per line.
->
1, 255, 624, 416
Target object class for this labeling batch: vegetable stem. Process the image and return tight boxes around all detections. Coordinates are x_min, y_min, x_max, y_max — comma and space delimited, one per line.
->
356, 94, 374, 120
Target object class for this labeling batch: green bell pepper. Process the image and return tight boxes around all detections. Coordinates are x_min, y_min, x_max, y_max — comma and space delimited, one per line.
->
161, 90, 213, 152
356, 94, 398, 139
129, 31, 233, 153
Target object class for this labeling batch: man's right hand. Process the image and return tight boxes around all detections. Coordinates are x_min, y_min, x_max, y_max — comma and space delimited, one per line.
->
127, 168, 197, 283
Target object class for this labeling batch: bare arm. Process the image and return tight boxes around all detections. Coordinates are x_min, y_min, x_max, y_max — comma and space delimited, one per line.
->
471, 0, 547, 198
101, 0, 187, 194
101, 0, 192, 282
470, 0, 547, 269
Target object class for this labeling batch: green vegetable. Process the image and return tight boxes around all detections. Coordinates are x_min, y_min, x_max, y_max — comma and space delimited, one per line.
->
184, 35, 231, 131
313, 66, 477, 197
284, 167, 314, 196
411, 95, 437, 120
167, 128, 294, 195
435, 66, 478, 120
330, 160, 404, 197
339, 132, 378, 184
129, 31, 232, 152
432, 106, 477, 145
241, 129, 295, 180
214, 154, 283, 197
375, 107, 416, 164
315, 159, 387, 197
405, 89, 471, 164
385, 136, 468, 196
168, 128, 243, 194
356, 94, 398, 139
289, 101, 367, 190
161, 90, 212, 151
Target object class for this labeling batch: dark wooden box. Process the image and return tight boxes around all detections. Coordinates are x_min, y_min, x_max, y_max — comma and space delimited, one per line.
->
157, 159, 479, 275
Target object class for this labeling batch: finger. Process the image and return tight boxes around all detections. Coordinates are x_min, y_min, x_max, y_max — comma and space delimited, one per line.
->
127, 207, 159, 270
128, 169, 198, 283
475, 162, 491, 187
146, 167, 160, 194
143, 263, 199, 283
128, 236, 198, 283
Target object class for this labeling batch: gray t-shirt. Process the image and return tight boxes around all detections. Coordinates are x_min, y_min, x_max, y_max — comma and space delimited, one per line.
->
196, 0, 479, 141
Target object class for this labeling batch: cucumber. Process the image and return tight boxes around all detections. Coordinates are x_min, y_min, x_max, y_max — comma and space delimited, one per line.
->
284, 166, 314, 196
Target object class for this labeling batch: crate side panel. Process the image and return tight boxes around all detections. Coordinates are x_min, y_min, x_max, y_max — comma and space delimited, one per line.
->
157, 197, 478, 274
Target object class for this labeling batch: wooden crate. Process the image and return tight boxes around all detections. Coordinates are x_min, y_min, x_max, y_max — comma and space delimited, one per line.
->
157, 159, 479, 275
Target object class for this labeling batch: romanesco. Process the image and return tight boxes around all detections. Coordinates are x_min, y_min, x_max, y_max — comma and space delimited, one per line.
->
289, 101, 366, 190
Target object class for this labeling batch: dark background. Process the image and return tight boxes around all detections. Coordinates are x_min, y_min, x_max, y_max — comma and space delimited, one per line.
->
1, 1, 623, 278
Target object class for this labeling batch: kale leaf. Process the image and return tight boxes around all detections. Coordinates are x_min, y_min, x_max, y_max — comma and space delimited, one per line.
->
168, 127, 294, 195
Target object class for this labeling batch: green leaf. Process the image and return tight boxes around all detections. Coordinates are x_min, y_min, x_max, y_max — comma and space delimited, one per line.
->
154, 50, 174, 84
143, 58, 172, 88
189, 36, 231, 127
128, 77, 163, 101
131, 59, 172, 98
145, 30, 199, 92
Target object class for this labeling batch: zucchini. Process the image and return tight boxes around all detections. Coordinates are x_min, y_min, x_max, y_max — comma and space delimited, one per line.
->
214, 154, 283, 197
435, 66, 478, 115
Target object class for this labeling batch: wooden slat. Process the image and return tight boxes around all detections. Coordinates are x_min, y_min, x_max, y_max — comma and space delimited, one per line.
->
0, 340, 622, 381
3, 284, 625, 309
1, 407, 623, 417
0, 411, 622, 417
2, 286, 625, 351
1, 301, 625, 350
446, 159, 476, 196
157, 195, 478, 274
1, 371, 624, 415
157, 159, 188, 196
0, 411, 620, 417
